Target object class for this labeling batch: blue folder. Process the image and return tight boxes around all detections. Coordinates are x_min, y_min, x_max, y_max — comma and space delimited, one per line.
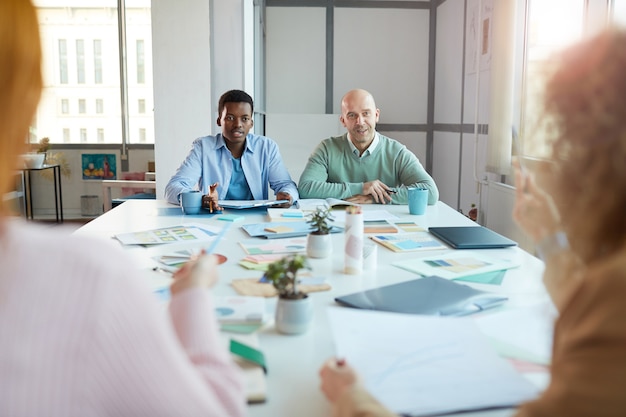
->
334, 276, 508, 316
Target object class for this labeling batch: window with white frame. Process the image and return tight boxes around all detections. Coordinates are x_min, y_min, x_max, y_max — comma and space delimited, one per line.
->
96, 98, 103, 114
137, 40, 145, 84
76, 39, 85, 84
520, 0, 601, 159
33, 2, 154, 145
61, 99, 69, 114
58, 39, 68, 84
80, 128, 87, 143
94, 39, 103, 84
78, 99, 86, 114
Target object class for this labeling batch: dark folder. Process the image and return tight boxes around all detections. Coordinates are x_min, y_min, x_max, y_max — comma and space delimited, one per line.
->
334, 276, 507, 316
428, 226, 517, 249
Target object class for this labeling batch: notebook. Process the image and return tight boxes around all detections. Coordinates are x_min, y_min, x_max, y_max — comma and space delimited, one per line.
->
334, 276, 508, 316
428, 226, 517, 249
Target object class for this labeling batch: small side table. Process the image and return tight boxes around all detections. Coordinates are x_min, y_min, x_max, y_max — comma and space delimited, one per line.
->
21, 164, 64, 223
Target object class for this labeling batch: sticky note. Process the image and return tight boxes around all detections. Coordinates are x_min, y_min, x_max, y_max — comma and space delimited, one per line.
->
263, 226, 294, 233
282, 210, 304, 218
217, 214, 245, 222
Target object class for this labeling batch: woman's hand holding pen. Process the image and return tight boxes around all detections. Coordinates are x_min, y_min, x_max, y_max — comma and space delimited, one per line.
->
319, 357, 360, 403
170, 250, 220, 295
202, 182, 221, 213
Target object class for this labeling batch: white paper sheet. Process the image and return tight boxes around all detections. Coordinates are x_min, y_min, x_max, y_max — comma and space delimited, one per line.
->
328, 307, 539, 416
475, 303, 556, 365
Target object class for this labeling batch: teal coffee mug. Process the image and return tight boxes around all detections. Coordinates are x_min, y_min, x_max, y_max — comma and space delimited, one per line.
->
181, 191, 203, 215
408, 187, 428, 215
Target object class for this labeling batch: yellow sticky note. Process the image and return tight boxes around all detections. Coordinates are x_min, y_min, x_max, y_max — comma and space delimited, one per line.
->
264, 226, 293, 233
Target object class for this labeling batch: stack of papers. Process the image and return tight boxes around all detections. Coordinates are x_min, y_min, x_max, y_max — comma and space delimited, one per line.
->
242, 221, 342, 239
238, 254, 286, 270
227, 335, 268, 404
393, 251, 520, 280
266, 208, 305, 221
153, 249, 199, 270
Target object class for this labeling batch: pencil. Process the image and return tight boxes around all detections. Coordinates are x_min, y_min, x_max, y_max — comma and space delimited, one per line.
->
205, 223, 230, 254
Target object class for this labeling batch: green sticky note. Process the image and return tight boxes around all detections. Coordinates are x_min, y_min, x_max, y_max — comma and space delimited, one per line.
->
230, 339, 267, 373
455, 269, 506, 285
218, 214, 245, 222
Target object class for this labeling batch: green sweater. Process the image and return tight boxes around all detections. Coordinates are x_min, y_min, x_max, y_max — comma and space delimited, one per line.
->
298, 134, 439, 205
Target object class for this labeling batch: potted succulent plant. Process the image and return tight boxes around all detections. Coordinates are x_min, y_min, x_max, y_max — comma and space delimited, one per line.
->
306, 207, 334, 258
265, 254, 313, 335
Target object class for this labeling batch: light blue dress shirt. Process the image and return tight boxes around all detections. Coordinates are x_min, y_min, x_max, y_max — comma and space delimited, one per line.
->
164, 133, 298, 204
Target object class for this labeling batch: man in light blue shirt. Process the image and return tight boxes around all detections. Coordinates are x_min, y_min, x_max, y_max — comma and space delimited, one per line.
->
165, 90, 298, 209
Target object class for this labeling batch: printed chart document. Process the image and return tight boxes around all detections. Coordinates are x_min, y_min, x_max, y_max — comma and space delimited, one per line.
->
114, 223, 222, 246
370, 232, 447, 252
214, 296, 266, 325
328, 307, 539, 417
393, 251, 520, 280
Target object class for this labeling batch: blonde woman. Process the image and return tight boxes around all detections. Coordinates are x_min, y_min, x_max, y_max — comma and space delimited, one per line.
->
0, 1, 245, 416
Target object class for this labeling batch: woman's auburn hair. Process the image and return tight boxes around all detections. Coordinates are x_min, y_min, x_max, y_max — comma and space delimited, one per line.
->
543, 28, 626, 262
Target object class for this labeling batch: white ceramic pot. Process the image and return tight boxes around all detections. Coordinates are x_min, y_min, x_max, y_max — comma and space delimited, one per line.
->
275, 295, 313, 335
22, 153, 45, 169
306, 233, 332, 258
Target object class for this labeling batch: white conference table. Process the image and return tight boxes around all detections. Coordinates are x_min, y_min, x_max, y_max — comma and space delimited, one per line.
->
76, 199, 549, 417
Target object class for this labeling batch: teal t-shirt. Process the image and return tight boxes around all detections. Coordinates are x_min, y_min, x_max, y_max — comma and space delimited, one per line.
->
225, 157, 253, 200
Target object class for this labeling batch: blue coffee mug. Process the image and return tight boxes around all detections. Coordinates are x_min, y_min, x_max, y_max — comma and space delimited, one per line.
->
408, 188, 428, 215
181, 191, 203, 215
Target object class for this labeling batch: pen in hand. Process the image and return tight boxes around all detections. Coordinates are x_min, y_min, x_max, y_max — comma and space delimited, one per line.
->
208, 182, 219, 213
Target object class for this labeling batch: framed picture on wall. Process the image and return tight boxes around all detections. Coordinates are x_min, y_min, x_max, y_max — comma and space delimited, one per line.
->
82, 153, 117, 180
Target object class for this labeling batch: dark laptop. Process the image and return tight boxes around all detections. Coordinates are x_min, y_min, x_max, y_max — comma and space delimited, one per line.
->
428, 226, 517, 249
334, 276, 508, 316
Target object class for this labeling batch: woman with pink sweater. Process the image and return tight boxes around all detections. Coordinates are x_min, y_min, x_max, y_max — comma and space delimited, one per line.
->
0, 1, 245, 416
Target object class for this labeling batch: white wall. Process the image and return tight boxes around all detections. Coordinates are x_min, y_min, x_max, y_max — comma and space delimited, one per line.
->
266, 7, 327, 114
264, 4, 431, 189
151, 0, 212, 200
333, 8, 430, 123
266, 114, 344, 185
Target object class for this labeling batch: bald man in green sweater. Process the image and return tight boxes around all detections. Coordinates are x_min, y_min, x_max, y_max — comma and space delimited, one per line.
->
298, 89, 439, 205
